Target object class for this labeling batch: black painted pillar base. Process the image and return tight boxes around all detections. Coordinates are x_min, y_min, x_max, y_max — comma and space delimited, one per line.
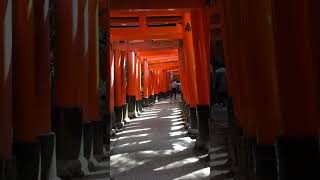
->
276, 136, 319, 180
188, 107, 198, 139
0, 156, 16, 180
195, 105, 210, 152
37, 133, 61, 180
114, 106, 124, 129
135, 101, 141, 115
104, 112, 112, 142
155, 94, 159, 102
128, 96, 137, 118
236, 136, 256, 180
149, 95, 155, 104
122, 104, 130, 124
138, 100, 143, 112
13, 141, 41, 180
93, 121, 106, 159
255, 144, 277, 180
83, 123, 93, 160
142, 98, 149, 107
52, 107, 84, 178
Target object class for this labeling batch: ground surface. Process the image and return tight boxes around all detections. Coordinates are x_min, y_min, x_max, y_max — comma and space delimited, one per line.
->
110, 97, 210, 180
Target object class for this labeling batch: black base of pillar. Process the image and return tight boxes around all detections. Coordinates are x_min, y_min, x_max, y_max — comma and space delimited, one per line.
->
52, 107, 83, 178
142, 98, 149, 107
276, 136, 319, 180
128, 96, 137, 118
93, 121, 105, 158
195, 105, 210, 152
189, 107, 198, 129
255, 144, 277, 180
185, 105, 190, 123
104, 112, 112, 143
13, 141, 41, 180
135, 101, 141, 115
122, 104, 130, 123
37, 133, 61, 180
114, 106, 124, 129
188, 107, 198, 139
236, 137, 256, 180
149, 95, 155, 104
138, 100, 143, 112
0, 156, 16, 180
155, 94, 159, 102
83, 123, 93, 160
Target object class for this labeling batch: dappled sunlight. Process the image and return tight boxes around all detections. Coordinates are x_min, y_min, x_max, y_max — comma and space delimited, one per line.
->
171, 117, 184, 122
171, 112, 182, 116
129, 116, 158, 122
171, 125, 185, 131
123, 125, 143, 129
172, 121, 185, 126
139, 111, 161, 115
117, 140, 152, 148
153, 157, 199, 171
156, 101, 171, 105
118, 133, 148, 140
111, 97, 209, 179
161, 115, 181, 119
117, 128, 151, 135
138, 140, 152, 144
169, 131, 188, 137
174, 167, 210, 180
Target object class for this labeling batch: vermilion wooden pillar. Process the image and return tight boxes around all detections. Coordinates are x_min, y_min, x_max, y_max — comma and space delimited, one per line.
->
190, 9, 211, 151
143, 59, 149, 100
34, 1, 62, 179
178, 46, 190, 107
0, 1, 14, 179
149, 71, 155, 103
127, 51, 137, 118
54, 0, 87, 176
12, 1, 41, 179
222, 1, 255, 178
114, 50, 124, 128
245, 1, 280, 179
271, 1, 319, 179
135, 56, 142, 113
106, 49, 115, 125
120, 51, 130, 123
308, 1, 320, 139
182, 12, 200, 140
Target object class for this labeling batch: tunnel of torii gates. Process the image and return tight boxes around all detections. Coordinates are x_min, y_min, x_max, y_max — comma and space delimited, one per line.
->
0, 0, 320, 180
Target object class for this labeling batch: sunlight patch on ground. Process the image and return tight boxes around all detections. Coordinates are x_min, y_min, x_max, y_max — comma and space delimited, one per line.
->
161, 115, 182, 119
171, 112, 182, 116
129, 116, 158, 122
172, 121, 185, 126
117, 128, 151, 135
171, 118, 184, 122
138, 140, 152, 144
169, 131, 188, 137
118, 133, 148, 140
171, 125, 185, 131
153, 157, 199, 171
174, 167, 210, 180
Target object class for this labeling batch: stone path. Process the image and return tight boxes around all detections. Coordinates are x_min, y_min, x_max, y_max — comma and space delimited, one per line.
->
111, 98, 210, 180
210, 106, 234, 180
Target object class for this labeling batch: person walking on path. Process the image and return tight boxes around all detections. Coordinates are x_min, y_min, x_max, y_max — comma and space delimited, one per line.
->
171, 79, 178, 100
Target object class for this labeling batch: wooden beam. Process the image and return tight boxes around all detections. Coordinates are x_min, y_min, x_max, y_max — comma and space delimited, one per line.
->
148, 59, 179, 64
110, 9, 188, 18
112, 40, 179, 51
110, 0, 205, 10
138, 49, 179, 56
111, 26, 183, 40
